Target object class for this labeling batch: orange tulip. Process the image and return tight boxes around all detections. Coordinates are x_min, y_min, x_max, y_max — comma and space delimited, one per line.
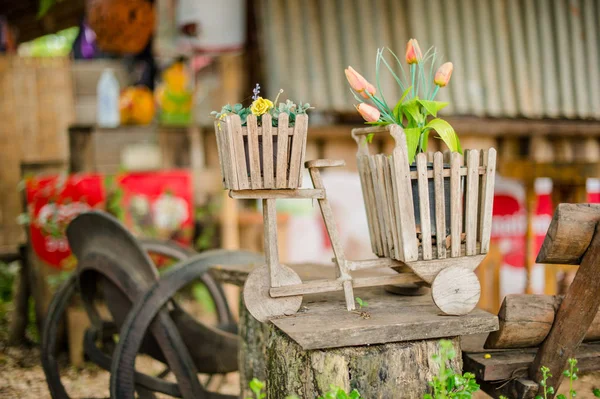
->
405, 39, 422, 64
345, 66, 376, 99
356, 103, 380, 122
434, 62, 453, 87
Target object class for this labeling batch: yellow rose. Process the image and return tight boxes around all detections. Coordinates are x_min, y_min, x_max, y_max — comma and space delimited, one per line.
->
250, 97, 273, 116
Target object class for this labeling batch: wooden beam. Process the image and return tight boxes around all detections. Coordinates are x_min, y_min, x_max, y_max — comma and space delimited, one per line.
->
530, 225, 600, 395
536, 203, 600, 264
485, 294, 600, 349
229, 189, 325, 199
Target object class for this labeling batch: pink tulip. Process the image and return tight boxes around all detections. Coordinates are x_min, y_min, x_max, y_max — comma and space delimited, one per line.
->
356, 103, 380, 122
434, 62, 454, 87
345, 66, 376, 99
405, 39, 422, 64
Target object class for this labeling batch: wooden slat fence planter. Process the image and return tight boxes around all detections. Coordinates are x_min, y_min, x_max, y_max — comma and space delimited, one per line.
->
352, 124, 497, 264
214, 113, 308, 190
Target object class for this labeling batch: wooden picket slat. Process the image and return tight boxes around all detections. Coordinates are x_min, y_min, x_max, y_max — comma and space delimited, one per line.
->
214, 121, 229, 188
384, 155, 401, 259
262, 114, 275, 188
450, 152, 462, 257
275, 113, 290, 188
433, 152, 447, 259
360, 154, 381, 255
479, 148, 497, 253
369, 155, 389, 258
229, 114, 248, 189
416, 153, 432, 260
247, 115, 262, 189
377, 154, 394, 256
288, 114, 308, 188
223, 117, 239, 189
390, 125, 418, 261
465, 150, 480, 255
297, 114, 309, 187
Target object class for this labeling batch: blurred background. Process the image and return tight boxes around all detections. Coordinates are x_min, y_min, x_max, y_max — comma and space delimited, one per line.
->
0, 0, 599, 395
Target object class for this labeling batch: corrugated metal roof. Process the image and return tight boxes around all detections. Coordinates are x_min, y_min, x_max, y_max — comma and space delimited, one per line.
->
257, 0, 600, 119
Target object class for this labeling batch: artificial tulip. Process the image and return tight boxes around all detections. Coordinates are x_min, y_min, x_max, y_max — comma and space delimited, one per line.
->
405, 39, 422, 64
345, 66, 376, 99
356, 103, 380, 122
434, 62, 454, 87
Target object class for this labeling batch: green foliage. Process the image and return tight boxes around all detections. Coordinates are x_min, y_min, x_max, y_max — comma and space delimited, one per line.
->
593, 388, 600, 397
246, 378, 266, 399
191, 283, 216, 315
317, 386, 362, 399
104, 175, 125, 221
355, 297, 368, 309
535, 366, 555, 399
423, 340, 480, 399
556, 358, 578, 399
0, 261, 18, 303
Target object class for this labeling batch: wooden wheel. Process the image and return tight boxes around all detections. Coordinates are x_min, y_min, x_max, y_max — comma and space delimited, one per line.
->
243, 265, 302, 322
431, 265, 480, 316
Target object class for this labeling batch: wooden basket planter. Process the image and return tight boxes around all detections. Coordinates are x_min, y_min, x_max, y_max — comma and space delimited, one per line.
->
352, 124, 497, 263
214, 113, 308, 190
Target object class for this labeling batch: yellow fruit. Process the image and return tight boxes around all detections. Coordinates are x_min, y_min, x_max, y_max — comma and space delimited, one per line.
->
120, 86, 155, 125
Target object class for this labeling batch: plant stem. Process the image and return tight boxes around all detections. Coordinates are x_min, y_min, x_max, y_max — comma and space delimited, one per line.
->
410, 64, 416, 98
431, 85, 440, 101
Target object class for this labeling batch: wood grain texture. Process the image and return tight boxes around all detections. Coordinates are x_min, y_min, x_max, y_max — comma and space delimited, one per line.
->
229, 189, 325, 199
408, 254, 485, 284
369, 155, 390, 258
272, 287, 497, 350
465, 150, 480, 255
450, 152, 463, 257
536, 203, 600, 264
247, 115, 262, 189
431, 265, 481, 315
416, 153, 433, 260
305, 159, 346, 168
479, 148, 497, 253
275, 113, 290, 188
390, 125, 418, 261
433, 152, 447, 259
287, 114, 308, 188
384, 156, 401, 259
485, 294, 600, 349
263, 199, 282, 287
229, 114, 249, 189
530, 226, 600, 393
261, 114, 274, 188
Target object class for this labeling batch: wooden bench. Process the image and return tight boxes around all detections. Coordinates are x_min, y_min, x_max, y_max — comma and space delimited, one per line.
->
463, 203, 600, 399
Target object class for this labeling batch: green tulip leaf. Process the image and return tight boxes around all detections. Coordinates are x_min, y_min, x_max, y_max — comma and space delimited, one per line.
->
402, 99, 424, 126
424, 118, 462, 154
404, 127, 422, 164
417, 99, 449, 117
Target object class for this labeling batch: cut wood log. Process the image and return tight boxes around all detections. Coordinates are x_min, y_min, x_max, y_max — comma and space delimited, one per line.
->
536, 203, 600, 264
485, 294, 600, 349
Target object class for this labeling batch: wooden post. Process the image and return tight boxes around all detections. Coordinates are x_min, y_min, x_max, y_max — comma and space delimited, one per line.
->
524, 180, 537, 294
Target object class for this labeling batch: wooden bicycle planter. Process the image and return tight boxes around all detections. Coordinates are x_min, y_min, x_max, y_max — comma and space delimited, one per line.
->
214, 118, 497, 321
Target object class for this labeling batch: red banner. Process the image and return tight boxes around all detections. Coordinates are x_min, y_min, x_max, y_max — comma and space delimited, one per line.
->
26, 171, 194, 270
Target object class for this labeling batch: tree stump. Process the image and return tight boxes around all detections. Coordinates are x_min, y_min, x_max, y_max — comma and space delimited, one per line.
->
266, 329, 461, 398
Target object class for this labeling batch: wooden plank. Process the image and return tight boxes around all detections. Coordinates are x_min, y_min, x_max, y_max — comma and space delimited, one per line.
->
230, 189, 325, 200
270, 273, 421, 297
407, 254, 485, 285
530, 227, 600, 389
369, 156, 389, 258
296, 114, 309, 187
287, 114, 308, 188
376, 155, 394, 257
222, 117, 239, 189
479, 148, 496, 253
263, 199, 281, 287
275, 113, 290, 188
384, 156, 401, 260
247, 115, 262, 189
463, 342, 600, 382
229, 114, 248, 189
213, 121, 228, 188
262, 114, 274, 188
272, 289, 498, 350
305, 159, 346, 168
465, 150, 480, 255
433, 152, 447, 259
356, 153, 379, 255
390, 125, 418, 261
450, 152, 463, 257
416, 153, 432, 260
363, 155, 382, 255
536, 203, 600, 264
485, 294, 600, 349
